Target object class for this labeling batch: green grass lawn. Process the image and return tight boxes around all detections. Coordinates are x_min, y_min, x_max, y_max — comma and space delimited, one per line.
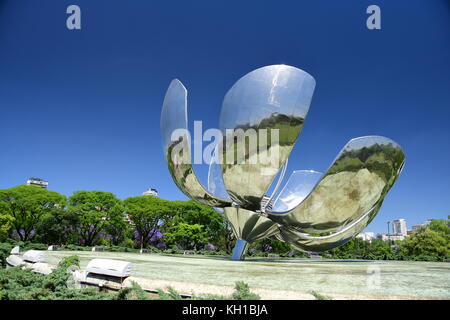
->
43, 251, 450, 299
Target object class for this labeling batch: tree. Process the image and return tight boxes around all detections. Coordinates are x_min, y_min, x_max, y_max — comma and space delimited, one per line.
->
35, 208, 79, 245
67, 191, 125, 246
169, 200, 229, 248
399, 228, 449, 258
123, 196, 173, 248
164, 223, 208, 250
323, 238, 395, 260
0, 212, 14, 241
0, 200, 14, 240
427, 218, 450, 239
0, 185, 66, 241
104, 220, 130, 246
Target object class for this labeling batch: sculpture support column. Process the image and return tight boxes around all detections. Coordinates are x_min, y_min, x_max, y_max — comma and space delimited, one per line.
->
231, 239, 249, 261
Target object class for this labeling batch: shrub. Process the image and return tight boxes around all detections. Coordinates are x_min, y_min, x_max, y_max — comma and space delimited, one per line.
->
156, 286, 182, 300
0, 243, 13, 268
22, 243, 48, 251
106, 246, 135, 253
64, 244, 91, 251
58, 255, 80, 269
0, 256, 115, 300
115, 282, 150, 300
309, 290, 332, 300
231, 281, 260, 300
124, 238, 135, 249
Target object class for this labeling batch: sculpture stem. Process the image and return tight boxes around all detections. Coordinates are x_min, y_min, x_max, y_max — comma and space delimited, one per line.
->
231, 239, 249, 261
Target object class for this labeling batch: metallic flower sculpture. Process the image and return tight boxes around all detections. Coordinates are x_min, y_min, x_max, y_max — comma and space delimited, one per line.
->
161, 65, 405, 260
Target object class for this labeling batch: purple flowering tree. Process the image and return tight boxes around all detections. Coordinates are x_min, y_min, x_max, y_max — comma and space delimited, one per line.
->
68, 191, 125, 246
134, 227, 166, 249
124, 196, 173, 249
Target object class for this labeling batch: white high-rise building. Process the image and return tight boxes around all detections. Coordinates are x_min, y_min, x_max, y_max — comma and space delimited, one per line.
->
356, 232, 375, 241
26, 177, 48, 189
142, 188, 158, 197
392, 219, 407, 236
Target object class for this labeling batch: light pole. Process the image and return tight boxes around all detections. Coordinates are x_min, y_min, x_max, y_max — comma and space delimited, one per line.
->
387, 221, 391, 247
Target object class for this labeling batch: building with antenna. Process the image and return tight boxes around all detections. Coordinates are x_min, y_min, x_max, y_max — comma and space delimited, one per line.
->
142, 188, 158, 197
26, 177, 48, 189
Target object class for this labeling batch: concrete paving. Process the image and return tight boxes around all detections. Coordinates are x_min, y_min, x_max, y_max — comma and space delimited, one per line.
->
43, 251, 450, 299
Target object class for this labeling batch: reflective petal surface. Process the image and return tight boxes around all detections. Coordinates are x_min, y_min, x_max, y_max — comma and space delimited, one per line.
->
219, 65, 316, 210
261, 159, 289, 212
223, 207, 280, 243
277, 203, 382, 252
269, 136, 405, 236
207, 144, 232, 214
161, 79, 232, 207
271, 170, 322, 212
207, 144, 232, 202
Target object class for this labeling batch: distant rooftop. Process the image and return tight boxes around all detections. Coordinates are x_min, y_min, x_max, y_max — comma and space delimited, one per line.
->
28, 177, 46, 182
142, 188, 158, 196
26, 177, 48, 189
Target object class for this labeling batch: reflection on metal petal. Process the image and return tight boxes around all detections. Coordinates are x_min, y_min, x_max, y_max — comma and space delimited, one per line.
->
261, 158, 289, 213
207, 144, 232, 214
223, 207, 279, 243
207, 144, 232, 201
269, 136, 405, 236
271, 170, 322, 213
219, 65, 316, 210
278, 203, 382, 252
161, 79, 231, 207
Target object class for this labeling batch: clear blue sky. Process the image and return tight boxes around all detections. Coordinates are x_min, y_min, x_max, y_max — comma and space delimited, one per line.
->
0, 0, 449, 234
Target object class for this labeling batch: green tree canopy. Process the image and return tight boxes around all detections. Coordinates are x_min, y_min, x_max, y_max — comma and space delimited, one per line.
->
0, 185, 66, 241
427, 218, 450, 239
0, 211, 14, 241
123, 196, 173, 248
399, 228, 449, 258
67, 191, 125, 246
35, 207, 79, 245
164, 223, 208, 250
323, 237, 395, 260
169, 200, 227, 245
